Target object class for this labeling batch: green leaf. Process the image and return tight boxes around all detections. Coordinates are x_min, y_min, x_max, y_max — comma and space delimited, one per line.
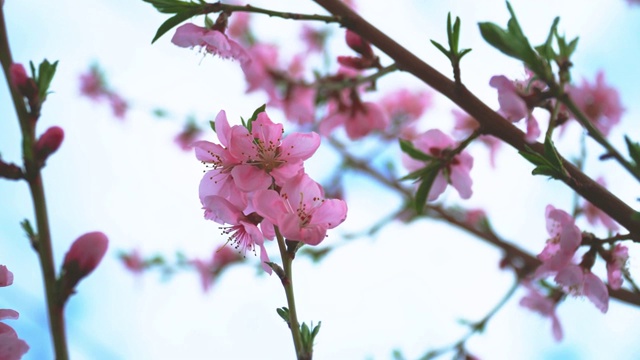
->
399, 139, 433, 161
311, 321, 321, 339
430, 40, 450, 57
276, 307, 290, 323
625, 136, 640, 168
536, 17, 559, 61
20, 219, 36, 240
151, 10, 198, 43
29, 59, 58, 102
245, 104, 266, 133
209, 120, 216, 133
414, 163, 440, 213
518, 139, 567, 180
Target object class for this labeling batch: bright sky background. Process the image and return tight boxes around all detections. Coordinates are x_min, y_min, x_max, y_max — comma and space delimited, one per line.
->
1, 0, 640, 359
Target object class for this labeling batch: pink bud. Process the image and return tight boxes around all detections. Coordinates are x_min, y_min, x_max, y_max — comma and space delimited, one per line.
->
63, 232, 108, 277
35, 126, 64, 162
0, 266, 14, 287
60, 232, 108, 303
10, 63, 38, 101
345, 30, 373, 58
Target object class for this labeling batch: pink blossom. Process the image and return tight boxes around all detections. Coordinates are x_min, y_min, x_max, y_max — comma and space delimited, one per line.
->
79, 65, 128, 119
171, 23, 250, 65
241, 44, 279, 100
403, 129, 474, 201
380, 89, 432, 139
452, 109, 501, 167
320, 90, 389, 140
0, 323, 29, 360
582, 177, 618, 232
519, 284, 563, 341
253, 172, 348, 246
606, 244, 629, 290
555, 264, 609, 313
489, 75, 541, 142
192, 245, 243, 292
534, 205, 581, 278
281, 85, 316, 125
569, 71, 623, 137
228, 111, 320, 190
0, 266, 13, 287
202, 195, 272, 274
79, 66, 106, 100
174, 121, 203, 151
301, 25, 327, 53
195, 110, 247, 210
120, 249, 145, 274
227, 12, 251, 41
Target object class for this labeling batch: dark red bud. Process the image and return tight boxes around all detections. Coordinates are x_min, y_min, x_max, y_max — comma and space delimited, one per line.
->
345, 30, 373, 58
35, 126, 64, 162
337, 56, 375, 70
10, 63, 38, 102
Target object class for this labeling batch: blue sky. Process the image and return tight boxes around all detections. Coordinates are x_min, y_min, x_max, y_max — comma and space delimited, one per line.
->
1, 0, 640, 359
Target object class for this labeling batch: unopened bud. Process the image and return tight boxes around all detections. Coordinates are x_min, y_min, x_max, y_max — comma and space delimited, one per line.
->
337, 55, 376, 70
345, 30, 373, 58
10, 63, 38, 103
35, 126, 64, 163
59, 232, 108, 303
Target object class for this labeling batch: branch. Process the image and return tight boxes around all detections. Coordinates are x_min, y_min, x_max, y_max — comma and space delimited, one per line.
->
312, 0, 640, 239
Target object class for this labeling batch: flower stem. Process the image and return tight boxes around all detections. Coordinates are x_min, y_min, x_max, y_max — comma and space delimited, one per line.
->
203, 3, 340, 23
0, 7, 69, 359
274, 226, 304, 359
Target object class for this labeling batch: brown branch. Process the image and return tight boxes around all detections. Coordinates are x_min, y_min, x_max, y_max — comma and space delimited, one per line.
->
312, 0, 640, 239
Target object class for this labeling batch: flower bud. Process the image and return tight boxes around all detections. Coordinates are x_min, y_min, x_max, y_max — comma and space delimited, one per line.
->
35, 126, 64, 163
345, 30, 373, 58
10, 63, 38, 103
59, 232, 108, 303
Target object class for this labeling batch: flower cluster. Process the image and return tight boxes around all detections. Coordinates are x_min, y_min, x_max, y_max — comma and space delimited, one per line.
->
522, 205, 630, 340
195, 109, 347, 273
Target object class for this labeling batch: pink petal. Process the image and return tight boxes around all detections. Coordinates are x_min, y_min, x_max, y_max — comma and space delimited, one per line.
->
202, 196, 242, 224
0, 309, 18, 321
450, 162, 473, 199
214, 110, 232, 147
551, 315, 563, 342
280, 132, 321, 162
584, 272, 609, 313
0, 266, 13, 287
427, 172, 448, 201
253, 189, 287, 225
231, 165, 272, 192
310, 199, 348, 230
554, 264, 583, 290
171, 23, 207, 48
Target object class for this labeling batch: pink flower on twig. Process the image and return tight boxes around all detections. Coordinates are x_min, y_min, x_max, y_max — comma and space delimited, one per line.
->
403, 129, 474, 201
172, 23, 250, 66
